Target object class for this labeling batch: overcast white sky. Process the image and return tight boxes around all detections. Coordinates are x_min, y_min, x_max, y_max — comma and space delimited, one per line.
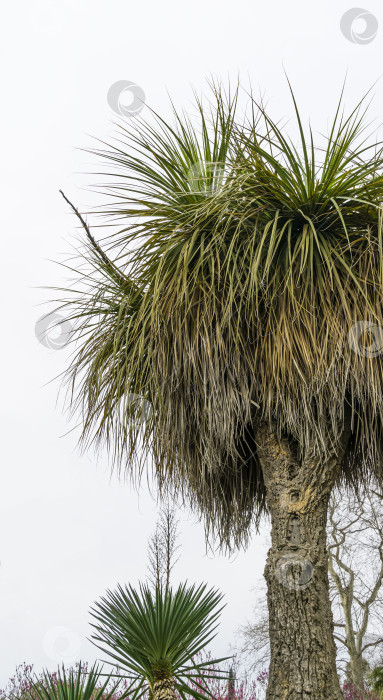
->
1, 0, 383, 688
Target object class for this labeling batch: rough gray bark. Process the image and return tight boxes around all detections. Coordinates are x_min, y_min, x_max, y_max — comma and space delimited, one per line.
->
256, 421, 348, 700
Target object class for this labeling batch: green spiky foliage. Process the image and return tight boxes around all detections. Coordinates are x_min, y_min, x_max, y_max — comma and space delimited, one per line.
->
57, 81, 383, 549
89, 582, 228, 700
369, 666, 383, 699
26, 663, 125, 700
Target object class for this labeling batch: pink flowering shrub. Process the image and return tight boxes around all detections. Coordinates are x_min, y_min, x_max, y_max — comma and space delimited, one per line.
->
7, 661, 383, 700
187, 657, 260, 700
0, 663, 36, 700
0, 662, 129, 700
342, 681, 380, 700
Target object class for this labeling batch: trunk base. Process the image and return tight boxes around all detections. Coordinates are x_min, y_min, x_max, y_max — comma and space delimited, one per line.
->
152, 678, 177, 700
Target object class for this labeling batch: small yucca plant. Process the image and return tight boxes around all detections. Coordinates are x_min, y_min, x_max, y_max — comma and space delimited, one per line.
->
26, 663, 125, 700
89, 582, 229, 700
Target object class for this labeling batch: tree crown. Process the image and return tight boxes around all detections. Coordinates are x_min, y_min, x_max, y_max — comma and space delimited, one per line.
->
57, 81, 383, 548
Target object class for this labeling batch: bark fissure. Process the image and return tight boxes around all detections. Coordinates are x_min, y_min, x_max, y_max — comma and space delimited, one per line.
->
256, 421, 350, 700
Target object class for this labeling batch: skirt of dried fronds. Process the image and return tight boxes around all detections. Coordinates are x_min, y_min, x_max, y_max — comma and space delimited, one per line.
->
61, 221, 383, 549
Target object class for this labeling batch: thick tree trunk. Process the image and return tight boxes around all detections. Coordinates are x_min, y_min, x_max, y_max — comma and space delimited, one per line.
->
256, 422, 347, 700
152, 678, 177, 700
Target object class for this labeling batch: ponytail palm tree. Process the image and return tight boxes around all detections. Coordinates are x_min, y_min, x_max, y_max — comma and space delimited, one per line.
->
57, 82, 383, 699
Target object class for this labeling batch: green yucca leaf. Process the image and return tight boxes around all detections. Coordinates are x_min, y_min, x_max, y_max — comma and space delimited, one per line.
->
369, 666, 383, 698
